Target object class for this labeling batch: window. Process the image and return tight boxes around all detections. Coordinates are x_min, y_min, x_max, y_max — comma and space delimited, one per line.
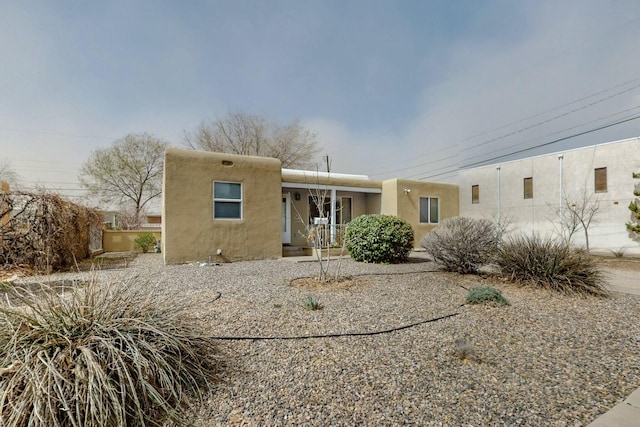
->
419, 197, 439, 224
471, 185, 479, 204
213, 182, 242, 219
338, 197, 352, 224
595, 167, 607, 193
523, 177, 533, 199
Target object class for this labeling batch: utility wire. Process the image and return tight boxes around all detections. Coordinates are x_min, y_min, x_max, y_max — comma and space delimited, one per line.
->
460, 113, 640, 169
459, 104, 640, 164
417, 113, 640, 179
459, 75, 640, 143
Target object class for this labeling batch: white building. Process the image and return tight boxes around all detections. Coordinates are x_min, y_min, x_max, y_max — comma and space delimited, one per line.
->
458, 137, 640, 255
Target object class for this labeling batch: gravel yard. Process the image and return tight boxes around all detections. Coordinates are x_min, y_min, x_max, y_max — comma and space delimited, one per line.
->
12, 253, 640, 426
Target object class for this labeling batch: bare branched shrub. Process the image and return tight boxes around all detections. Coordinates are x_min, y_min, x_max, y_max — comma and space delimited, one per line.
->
420, 217, 502, 274
0, 191, 103, 271
0, 277, 220, 426
496, 234, 608, 296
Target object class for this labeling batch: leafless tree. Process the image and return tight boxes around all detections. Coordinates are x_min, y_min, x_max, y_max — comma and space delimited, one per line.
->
553, 188, 602, 253
79, 133, 168, 218
0, 158, 20, 187
183, 110, 320, 169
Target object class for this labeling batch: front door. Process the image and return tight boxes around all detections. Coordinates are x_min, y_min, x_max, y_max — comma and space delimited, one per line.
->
282, 194, 291, 244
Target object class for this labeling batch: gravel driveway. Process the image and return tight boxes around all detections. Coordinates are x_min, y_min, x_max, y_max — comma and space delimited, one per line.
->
14, 253, 640, 426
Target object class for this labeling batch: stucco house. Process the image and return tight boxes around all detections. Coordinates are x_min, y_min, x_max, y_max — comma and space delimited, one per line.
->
162, 137, 639, 264
458, 136, 640, 255
162, 148, 458, 264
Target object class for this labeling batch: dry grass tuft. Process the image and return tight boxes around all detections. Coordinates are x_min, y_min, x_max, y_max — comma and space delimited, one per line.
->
496, 235, 609, 297
0, 276, 220, 426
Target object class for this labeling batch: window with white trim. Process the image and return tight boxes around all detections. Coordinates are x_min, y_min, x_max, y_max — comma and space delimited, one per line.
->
419, 197, 439, 224
213, 182, 242, 219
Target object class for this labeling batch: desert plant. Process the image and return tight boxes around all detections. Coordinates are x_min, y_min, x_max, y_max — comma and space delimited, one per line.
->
134, 231, 157, 253
0, 277, 219, 426
495, 234, 608, 296
421, 217, 502, 274
466, 286, 510, 305
611, 247, 627, 258
302, 295, 323, 310
453, 338, 480, 362
345, 214, 414, 263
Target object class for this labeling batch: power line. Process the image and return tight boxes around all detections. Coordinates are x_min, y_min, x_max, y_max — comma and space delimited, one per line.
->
460, 82, 640, 151
459, 75, 640, 143
417, 113, 640, 179
460, 114, 640, 170
460, 104, 640, 164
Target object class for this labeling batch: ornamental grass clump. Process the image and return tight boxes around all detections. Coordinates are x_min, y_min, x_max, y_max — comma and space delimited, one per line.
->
496, 234, 608, 297
0, 277, 220, 426
421, 217, 502, 274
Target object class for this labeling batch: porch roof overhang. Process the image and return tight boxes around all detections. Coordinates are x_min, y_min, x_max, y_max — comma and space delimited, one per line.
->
281, 168, 382, 193
282, 181, 382, 194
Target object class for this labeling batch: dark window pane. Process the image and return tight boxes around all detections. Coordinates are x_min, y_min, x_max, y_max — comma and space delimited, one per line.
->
595, 168, 607, 192
472, 185, 479, 204
214, 182, 241, 199
430, 198, 439, 223
524, 177, 533, 199
215, 202, 241, 219
419, 198, 429, 223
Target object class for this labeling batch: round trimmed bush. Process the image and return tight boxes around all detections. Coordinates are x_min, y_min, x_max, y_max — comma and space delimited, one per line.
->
134, 232, 157, 253
345, 214, 414, 263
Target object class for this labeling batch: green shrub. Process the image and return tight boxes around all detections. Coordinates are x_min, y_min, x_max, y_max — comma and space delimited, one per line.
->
345, 214, 414, 263
0, 278, 220, 426
134, 231, 157, 253
466, 286, 510, 305
421, 217, 502, 274
496, 234, 608, 296
302, 295, 323, 310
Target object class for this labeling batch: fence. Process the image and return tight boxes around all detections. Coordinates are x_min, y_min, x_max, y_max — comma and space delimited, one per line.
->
103, 230, 162, 253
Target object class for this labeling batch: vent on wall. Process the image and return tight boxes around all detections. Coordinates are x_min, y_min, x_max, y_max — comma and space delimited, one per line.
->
222, 160, 234, 166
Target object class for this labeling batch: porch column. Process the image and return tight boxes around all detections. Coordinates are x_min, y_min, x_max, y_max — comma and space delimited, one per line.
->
330, 188, 337, 244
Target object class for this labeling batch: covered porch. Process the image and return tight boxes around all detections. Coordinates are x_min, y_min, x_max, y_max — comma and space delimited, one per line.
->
280, 169, 382, 256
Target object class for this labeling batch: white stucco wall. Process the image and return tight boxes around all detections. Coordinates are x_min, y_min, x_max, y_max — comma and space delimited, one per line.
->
458, 137, 640, 255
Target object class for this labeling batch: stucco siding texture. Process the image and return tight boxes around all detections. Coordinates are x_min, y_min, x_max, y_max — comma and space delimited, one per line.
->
458, 137, 640, 254
382, 178, 460, 248
163, 149, 282, 264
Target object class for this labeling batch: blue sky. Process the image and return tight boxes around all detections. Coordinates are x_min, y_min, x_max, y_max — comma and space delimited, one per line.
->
2, 0, 640, 204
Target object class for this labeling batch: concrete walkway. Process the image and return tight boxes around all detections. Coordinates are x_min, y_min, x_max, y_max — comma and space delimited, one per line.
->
587, 268, 639, 426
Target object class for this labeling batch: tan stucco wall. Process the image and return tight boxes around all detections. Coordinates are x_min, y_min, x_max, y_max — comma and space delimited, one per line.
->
381, 178, 460, 247
365, 193, 381, 214
162, 149, 282, 264
103, 230, 161, 252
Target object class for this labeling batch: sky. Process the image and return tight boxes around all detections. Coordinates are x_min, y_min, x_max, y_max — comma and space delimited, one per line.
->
2, 0, 640, 208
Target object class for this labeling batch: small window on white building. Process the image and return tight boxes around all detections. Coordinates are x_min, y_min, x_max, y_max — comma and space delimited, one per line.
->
523, 177, 533, 199
471, 185, 479, 204
595, 167, 607, 193
419, 197, 439, 224
213, 182, 242, 219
